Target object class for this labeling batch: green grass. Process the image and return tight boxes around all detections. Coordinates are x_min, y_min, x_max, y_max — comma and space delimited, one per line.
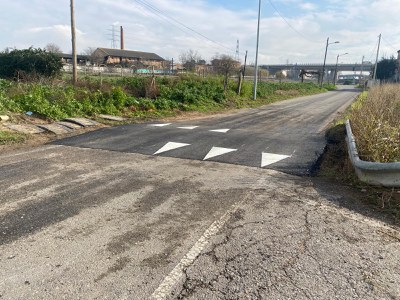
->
0, 130, 27, 145
0, 76, 331, 122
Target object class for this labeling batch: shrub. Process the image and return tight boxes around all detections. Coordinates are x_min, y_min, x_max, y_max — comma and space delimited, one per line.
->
0, 48, 63, 80
0, 76, 330, 121
158, 76, 225, 106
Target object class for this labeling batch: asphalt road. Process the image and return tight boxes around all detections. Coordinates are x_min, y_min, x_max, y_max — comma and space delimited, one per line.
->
54, 87, 359, 175
1, 87, 400, 299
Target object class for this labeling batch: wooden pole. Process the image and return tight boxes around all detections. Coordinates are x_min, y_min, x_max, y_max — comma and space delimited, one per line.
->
70, 0, 77, 85
237, 50, 248, 95
243, 50, 248, 79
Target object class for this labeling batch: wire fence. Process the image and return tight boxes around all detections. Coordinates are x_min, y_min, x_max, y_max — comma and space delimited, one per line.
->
62, 64, 176, 77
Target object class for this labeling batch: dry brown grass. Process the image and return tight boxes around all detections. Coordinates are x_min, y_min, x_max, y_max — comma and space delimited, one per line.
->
350, 84, 400, 162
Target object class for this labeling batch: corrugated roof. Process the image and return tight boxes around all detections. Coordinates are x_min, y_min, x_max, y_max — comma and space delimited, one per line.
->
57, 53, 89, 60
97, 48, 164, 61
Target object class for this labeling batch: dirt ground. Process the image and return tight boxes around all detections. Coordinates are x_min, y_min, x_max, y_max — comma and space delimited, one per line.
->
315, 124, 400, 226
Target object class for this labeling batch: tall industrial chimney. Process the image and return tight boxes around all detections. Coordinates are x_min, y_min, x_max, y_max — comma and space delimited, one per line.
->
120, 26, 124, 50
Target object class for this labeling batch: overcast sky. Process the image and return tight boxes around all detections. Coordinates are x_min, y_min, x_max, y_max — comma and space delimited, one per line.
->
2, 0, 400, 65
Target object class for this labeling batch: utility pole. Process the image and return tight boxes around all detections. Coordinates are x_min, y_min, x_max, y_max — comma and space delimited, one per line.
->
333, 52, 348, 85
243, 50, 248, 79
373, 34, 381, 81
321, 37, 339, 86
360, 55, 364, 76
70, 0, 77, 85
321, 37, 329, 86
238, 50, 249, 95
360, 55, 364, 87
253, 0, 262, 100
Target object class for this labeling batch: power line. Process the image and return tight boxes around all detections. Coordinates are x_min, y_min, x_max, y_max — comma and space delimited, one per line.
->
133, 0, 241, 55
367, 38, 379, 62
381, 35, 398, 53
133, 0, 193, 38
266, 0, 321, 44
132, 0, 234, 55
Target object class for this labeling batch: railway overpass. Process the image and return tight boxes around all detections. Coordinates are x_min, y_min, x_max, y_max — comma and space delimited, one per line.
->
261, 62, 373, 81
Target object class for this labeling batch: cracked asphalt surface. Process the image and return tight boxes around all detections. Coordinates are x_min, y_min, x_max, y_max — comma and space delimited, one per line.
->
1, 145, 399, 299
174, 183, 400, 299
1, 88, 400, 299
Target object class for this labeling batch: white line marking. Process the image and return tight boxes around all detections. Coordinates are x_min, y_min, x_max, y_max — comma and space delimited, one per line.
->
203, 147, 237, 160
149, 123, 172, 127
209, 129, 230, 133
153, 142, 190, 155
151, 199, 247, 300
261, 152, 290, 167
177, 126, 198, 130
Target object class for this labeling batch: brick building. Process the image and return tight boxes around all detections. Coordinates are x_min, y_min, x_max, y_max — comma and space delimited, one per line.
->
92, 48, 165, 69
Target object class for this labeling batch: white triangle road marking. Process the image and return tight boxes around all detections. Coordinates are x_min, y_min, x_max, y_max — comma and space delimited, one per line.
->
203, 147, 237, 160
177, 126, 198, 130
149, 123, 171, 127
209, 129, 230, 133
154, 142, 190, 155
261, 152, 290, 167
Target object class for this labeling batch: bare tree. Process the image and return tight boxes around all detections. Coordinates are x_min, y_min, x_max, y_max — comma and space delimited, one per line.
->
2, 47, 13, 54
82, 47, 104, 66
211, 54, 240, 91
179, 49, 202, 72
45, 43, 62, 53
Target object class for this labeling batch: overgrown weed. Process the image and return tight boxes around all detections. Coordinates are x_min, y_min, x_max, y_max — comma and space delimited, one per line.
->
349, 84, 400, 162
0, 76, 330, 121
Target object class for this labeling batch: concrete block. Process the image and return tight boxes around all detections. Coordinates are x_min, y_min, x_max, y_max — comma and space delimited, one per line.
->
37, 124, 72, 135
63, 118, 99, 127
0, 115, 10, 122
98, 114, 126, 122
6, 124, 44, 134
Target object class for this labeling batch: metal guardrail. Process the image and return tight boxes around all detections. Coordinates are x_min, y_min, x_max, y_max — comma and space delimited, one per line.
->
345, 120, 400, 187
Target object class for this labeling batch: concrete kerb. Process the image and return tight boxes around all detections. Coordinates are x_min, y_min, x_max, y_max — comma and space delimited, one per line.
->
345, 119, 400, 187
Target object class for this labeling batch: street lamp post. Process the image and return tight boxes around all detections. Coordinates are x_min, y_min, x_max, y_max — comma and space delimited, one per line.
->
321, 37, 339, 86
253, 0, 262, 100
333, 52, 348, 85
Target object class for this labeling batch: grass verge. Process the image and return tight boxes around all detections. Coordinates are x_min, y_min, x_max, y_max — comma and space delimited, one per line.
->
0, 130, 28, 145
317, 117, 400, 224
0, 77, 333, 122
348, 84, 400, 163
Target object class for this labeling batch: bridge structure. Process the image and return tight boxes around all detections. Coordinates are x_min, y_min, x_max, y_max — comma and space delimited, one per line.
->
261, 62, 374, 81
